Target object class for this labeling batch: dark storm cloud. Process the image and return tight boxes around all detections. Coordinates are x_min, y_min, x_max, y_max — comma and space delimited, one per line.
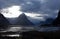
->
45, 0, 60, 10
41, 0, 60, 13
40, 0, 60, 18
21, 0, 41, 12
20, 0, 60, 16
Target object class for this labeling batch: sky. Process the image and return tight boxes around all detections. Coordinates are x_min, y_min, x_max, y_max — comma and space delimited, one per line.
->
0, 0, 60, 24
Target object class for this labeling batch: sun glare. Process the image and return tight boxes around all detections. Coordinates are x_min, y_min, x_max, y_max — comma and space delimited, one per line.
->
2, 6, 22, 18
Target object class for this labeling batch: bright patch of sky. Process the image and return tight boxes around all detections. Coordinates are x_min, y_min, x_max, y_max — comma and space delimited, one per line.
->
1, 6, 22, 18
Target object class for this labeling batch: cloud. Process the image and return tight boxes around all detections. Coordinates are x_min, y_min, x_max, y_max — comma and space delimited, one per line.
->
45, 0, 60, 10
0, 0, 41, 12
20, 0, 41, 12
39, 0, 60, 18
0, 0, 23, 9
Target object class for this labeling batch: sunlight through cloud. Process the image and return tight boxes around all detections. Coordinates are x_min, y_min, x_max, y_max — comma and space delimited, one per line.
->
2, 6, 22, 18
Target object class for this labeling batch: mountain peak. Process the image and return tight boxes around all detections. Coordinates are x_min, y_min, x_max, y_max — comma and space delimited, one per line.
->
18, 13, 27, 19
20, 13, 26, 16
21, 13, 25, 15
16, 13, 34, 26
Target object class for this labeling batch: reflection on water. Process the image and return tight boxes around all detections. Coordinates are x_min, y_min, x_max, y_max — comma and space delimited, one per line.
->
7, 27, 23, 32
6, 26, 35, 32
2, 34, 20, 37
0, 26, 35, 37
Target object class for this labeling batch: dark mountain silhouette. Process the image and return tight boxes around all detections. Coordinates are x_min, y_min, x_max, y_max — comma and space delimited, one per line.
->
0, 13, 10, 29
16, 13, 34, 26
52, 10, 60, 26
43, 18, 53, 24
40, 18, 54, 26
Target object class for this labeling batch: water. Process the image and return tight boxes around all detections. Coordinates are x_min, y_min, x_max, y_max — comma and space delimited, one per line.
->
2, 34, 20, 37
38, 27, 60, 32
0, 26, 35, 37
0, 26, 60, 37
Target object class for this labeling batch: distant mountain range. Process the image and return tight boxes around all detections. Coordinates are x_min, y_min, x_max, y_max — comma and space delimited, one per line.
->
40, 18, 54, 26
40, 18, 54, 25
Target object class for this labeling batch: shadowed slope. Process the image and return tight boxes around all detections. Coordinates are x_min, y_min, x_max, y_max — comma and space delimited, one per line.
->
52, 10, 60, 26
0, 13, 10, 29
16, 13, 34, 26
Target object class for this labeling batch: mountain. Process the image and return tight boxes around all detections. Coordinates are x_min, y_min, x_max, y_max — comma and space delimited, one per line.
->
16, 13, 34, 26
0, 13, 10, 29
52, 10, 60, 26
40, 18, 54, 26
